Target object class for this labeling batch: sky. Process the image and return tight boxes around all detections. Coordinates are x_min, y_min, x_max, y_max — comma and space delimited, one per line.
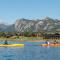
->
0, 0, 60, 24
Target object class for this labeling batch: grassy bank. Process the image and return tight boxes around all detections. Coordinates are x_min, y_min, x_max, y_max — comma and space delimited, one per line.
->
0, 36, 60, 42
0, 36, 43, 42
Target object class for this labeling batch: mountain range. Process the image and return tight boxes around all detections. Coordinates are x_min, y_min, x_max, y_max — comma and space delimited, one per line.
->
0, 17, 60, 32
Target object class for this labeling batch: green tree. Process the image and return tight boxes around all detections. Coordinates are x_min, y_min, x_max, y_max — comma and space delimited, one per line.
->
0, 32, 6, 37
24, 31, 32, 37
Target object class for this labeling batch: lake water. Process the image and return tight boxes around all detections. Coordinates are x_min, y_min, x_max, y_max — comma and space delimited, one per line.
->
0, 41, 60, 60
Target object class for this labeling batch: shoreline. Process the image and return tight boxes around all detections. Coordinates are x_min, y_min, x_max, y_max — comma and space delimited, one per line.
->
0, 37, 60, 43
0, 39, 60, 43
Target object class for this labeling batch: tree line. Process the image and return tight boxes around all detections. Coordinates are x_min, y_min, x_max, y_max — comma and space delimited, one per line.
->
0, 31, 42, 38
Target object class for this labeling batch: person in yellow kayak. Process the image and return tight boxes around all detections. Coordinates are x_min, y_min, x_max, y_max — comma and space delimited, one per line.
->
4, 40, 8, 44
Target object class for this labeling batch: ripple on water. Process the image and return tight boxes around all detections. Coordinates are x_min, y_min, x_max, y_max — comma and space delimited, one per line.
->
3, 54, 14, 57
6, 59, 13, 60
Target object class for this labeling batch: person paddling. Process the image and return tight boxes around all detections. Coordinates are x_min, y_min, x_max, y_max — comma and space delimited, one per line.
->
4, 40, 8, 44
54, 40, 58, 44
45, 40, 50, 45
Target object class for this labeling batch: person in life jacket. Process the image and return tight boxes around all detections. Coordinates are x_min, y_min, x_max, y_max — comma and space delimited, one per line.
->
45, 40, 50, 45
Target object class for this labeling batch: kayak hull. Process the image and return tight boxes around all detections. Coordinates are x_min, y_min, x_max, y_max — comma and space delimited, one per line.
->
0, 44, 24, 47
41, 44, 60, 47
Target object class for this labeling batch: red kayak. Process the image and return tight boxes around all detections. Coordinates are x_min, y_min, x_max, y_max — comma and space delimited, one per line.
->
41, 44, 60, 47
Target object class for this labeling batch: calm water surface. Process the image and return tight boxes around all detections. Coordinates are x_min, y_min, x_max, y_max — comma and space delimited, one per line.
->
0, 41, 60, 60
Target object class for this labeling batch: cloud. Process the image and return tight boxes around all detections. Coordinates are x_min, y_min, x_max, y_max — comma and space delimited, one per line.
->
0, 19, 4, 23
0, 19, 6, 24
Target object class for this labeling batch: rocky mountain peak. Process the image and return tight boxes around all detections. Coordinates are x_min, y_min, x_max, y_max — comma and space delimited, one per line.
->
0, 17, 60, 32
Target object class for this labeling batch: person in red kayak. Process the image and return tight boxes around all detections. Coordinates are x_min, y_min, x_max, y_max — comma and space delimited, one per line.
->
45, 40, 50, 45
54, 40, 58, 44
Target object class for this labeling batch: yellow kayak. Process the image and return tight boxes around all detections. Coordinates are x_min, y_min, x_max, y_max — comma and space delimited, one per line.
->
0, 44, 24, 47
41, 44, 60, 47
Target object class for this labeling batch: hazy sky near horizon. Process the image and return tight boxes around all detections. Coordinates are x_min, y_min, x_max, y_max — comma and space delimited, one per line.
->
0, 0, 60, 24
